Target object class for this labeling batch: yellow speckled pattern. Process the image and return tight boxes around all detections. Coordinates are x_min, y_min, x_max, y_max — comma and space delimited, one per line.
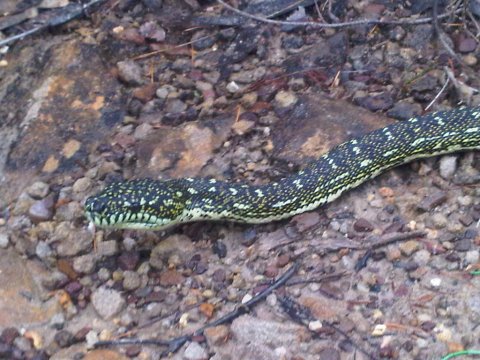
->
85, 107, 480, 230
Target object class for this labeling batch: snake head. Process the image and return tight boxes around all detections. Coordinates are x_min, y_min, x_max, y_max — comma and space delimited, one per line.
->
84, 179, 187, 230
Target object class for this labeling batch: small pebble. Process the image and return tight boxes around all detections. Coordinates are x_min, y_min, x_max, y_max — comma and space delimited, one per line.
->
91, 287, 126, 319
28, 198, 54, 222
117, 60, 144, 86
465, 250, 480, 264
35, 241, 53, 259
353, 218, 374, 232
27, 181, 50, 199
0, 232, 9, 248
122, 271, 141, 290
274, 90, 298, 108
226, 81, 241, 93
183, 342, 208, 360
73, 254, 96, 274
439, 156, 457, 180
72, 177, 91, 193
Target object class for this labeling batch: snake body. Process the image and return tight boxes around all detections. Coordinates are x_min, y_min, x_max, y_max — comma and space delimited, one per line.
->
85, 107, 480, 230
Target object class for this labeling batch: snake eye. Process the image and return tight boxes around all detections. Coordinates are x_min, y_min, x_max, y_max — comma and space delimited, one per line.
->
85, 197, 106, 214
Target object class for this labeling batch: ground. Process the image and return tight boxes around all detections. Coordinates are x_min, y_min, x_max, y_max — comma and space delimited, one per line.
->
1, 1, 480, 359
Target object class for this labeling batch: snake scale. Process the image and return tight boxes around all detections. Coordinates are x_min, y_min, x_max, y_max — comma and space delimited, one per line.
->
85, 107, 480, 230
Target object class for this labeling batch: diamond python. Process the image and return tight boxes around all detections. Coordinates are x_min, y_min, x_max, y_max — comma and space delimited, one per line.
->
85, 107, 480, 230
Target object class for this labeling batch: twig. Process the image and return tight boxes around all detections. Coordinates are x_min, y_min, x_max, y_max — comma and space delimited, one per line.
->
355, 230, 426, 271
217, 0, 462, 29
95, 262, 299, 356
425, 75, 450, 111
366, 230, 426, 250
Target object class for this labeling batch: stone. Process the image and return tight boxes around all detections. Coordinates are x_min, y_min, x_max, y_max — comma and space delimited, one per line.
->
35, 241, 53, 259
72, 177, 92, 193
274, 90, 297, 108
117, 60, 143, 86
73, 254, 97, 274
439, 156, 457, 180
0, 232, 9, 248
417, 191, 447, 212
353, 218, 374, 232
122, 271, 141, 291
27, 181, 50, 199
0, 249, 60, 327
28, 198, 55, 222
91, 287, 126, 319
55, 226, 93, 257
149, 234, 194, 269
183, 342, 208, 360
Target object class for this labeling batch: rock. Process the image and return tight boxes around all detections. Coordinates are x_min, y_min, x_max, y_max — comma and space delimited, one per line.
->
91, 287, 126, 319
222, 315, 310, 360
83, 349, 129, 360
318, 347, 340, 360
96, 240, 119, 257
274, 90, 298, 108
455, 239, 471, 252
0, 249, 60, 327
204, 325, 229, 347
122, 271, 141, 291
439, 156, 457, 180
431, 213, 448, 229
117, 251, 140, 270
355, 92, 394, 111
149, 234, 194, 269
232, 119, 255, 135
411, 74, 438, 92
54, 330, 73, 348
387, 101, 422, 120
183, 342, 208, 360
226, 81, 241, 93
117, 60, 143, 86
28, 197, 55, 222
399, 240, 420, 256
159, 270, 184, 287
72, 177, 92, 193
12, 192, 36, 216
293, 212, 320, 232
165, 98, 187, 114
133, 83, 158, 103
35, 241, 53, 259
73, 254, 97, 274
413, 249, 431, 265
353, 218, 374, 232
27, 181, 50, 199
133, 123, 152, 140
191, 30, 215, 51
139, 21, 165, 42
55, 201, 84, 222
456, 33, 477, 53
417, 191, 447, 212
465, 250, 480, 264
55, 226, 93, 257
0, 232, 9, 248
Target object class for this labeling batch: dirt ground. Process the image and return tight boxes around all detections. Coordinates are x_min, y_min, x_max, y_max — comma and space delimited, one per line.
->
1, 1, 480, 359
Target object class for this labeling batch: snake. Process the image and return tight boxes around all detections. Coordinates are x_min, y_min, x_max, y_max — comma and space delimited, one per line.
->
85, 107, 480, 230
